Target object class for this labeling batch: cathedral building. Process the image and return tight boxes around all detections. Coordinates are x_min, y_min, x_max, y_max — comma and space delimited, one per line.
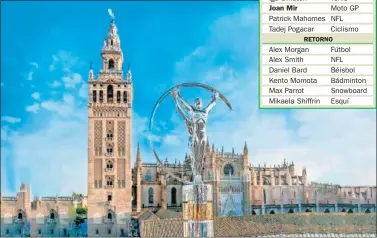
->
132, 142, 376, 217
1, 12, 376, 238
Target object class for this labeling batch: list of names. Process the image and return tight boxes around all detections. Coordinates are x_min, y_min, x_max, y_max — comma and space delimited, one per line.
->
259, 0, 376, 109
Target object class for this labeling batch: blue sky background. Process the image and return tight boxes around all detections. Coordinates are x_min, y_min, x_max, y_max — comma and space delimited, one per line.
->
1, 1, 375, 197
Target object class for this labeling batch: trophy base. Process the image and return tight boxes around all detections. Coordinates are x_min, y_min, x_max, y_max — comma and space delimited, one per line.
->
182, 183, 214, 237
183, 220, 214, 237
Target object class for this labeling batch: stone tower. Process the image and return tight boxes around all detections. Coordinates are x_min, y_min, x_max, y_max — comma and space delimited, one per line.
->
87, 12, 133, 237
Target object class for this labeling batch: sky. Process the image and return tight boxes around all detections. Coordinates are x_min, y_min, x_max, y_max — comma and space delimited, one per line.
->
1, 1, 375, 197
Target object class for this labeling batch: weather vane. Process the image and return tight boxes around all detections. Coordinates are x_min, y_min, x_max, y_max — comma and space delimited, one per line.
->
108, 9, 115, 22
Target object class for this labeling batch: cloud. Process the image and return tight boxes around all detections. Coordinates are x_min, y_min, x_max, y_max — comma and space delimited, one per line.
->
25, 103, 40, 113
163, 134, 181, 146
6, 117, 88, 196
49, 50, 82, 73
30, 62, 39, 68
31, 92, 41, 100
62, 73, 82, 88
1, 116, 21, 124
49, 55, 59, 71
40, 100, 74, 117
27, 72, 34, 81
25, 62, 40, 81
49, 80, 62, 88
78, 84, 88, 98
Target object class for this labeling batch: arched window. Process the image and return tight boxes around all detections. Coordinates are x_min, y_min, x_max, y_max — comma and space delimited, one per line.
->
107, 85, 113, 103
107, 144, 113, 154
107, 212, 112, 220
108, 59, 115, 72
263, 189, 267, 204
341, 208, 346, 213
347, 209, 353, 213
18, 212, 23, 220
107, 130, 113, 140
145, 170, 152, 181
252, 210, 256, 215
269, 210, 275, 214
305, 209, 312, 213
106, 160, 113, 169
171, 187, 177, 205
365, 209, 371, 213
108, 195, 112, 201
288, 209, 294, 213
324, 209, 330, 213
117, 91, 121, 103
148, 187, 154, 204
92, 91, 97, 103
223, 164, 234, 176
110, 39, 113, 46
123, 91, 128, 103
99, 91, 103, 103
107, 177, 113, 186
50, 211, 55, 219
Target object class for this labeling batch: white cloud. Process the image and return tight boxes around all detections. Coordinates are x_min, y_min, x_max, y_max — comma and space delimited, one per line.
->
163, 134, 181, 146
62, 73, 82, 88
49, 80, 62, 88
25, 103, 40, 113
78, 84, 88, 98
49, 55, 59, 71
1, 116, 21, 124
41, 100, 74, 117
49, 50, 81, 72
31, 92, 41, 100
27, 72, 34, 81
7, 117, 88, 196
30, 62, 39, 68
63, 93, 75, 105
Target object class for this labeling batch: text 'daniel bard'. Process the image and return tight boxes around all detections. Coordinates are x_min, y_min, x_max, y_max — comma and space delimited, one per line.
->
259, 0, 376, 109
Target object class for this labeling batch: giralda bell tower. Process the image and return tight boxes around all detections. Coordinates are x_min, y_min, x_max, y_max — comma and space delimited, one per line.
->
87, 11, 133, 237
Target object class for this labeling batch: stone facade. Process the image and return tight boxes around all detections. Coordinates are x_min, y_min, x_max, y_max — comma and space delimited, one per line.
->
0, 184, 87, 237
132, 143, 377, 217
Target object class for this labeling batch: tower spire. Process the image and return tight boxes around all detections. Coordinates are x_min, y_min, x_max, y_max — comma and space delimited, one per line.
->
102, 9, 121, 55
127, 64, 132, 82
136, 142, 141, 160
88, 61, 94, 80
136, 142, 142, 168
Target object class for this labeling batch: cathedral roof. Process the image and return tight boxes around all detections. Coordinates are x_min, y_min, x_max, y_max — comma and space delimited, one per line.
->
134, 208, 159, 221
154, 208, 182, 219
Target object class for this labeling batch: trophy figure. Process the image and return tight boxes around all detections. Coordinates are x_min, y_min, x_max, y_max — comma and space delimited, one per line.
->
171, 88, 219, 184
149, 83, 231, 237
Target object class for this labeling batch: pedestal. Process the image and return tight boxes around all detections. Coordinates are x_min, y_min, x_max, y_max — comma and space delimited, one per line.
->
182, 183, 214, 237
